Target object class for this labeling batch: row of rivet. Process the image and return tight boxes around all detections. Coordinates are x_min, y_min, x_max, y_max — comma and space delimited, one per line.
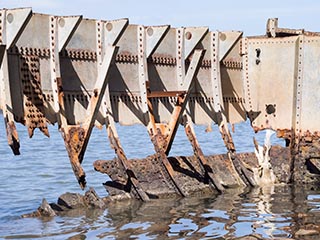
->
221, 60, 243, 70
0, 11, 3, 44
60, 49, 97, 61
211, 31, 221, 112
137, 25, 148, 112
148, 55, 176, 66
43, 92, 93, 103
108, 95, 224, 104
249, 40, 295, 45
110, 94, 142, 103
116, 54, 139, 64
96, 21, 102, 61
63, 93, 90, 102
243, 38, 252, 112
8, 46, 50, 57
176, 28, 184, 86
116, 54, 178, 66
200, 59, 243, 70
20, 55, 48, 134
223, 96, 245, 104
189, 96, 215, 103
295, 36, 304, 134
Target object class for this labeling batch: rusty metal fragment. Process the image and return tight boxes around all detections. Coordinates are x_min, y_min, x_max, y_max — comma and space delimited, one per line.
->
292, 133, 320, 184
5, 120, 20, 155
62, 125, 87, 189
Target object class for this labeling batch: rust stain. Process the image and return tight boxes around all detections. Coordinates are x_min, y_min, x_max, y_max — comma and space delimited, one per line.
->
62, 126, 87, 189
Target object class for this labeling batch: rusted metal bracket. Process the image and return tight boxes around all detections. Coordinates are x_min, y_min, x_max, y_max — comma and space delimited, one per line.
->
182, 115, 224, 192
267, 18, 304, 38
1, 49, 20, 155
148, 49, 205, 154
106, 117, 150, 201
5, 119, 20, 155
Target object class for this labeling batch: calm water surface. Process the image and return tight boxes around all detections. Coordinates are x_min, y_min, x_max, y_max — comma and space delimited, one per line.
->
1, 113, 320, 239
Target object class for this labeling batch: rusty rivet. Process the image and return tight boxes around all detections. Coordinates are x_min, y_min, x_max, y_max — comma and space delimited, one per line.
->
94, 89, 98, 97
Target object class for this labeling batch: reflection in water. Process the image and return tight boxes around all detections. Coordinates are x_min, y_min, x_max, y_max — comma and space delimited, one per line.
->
2, 185, 320, 239
48, 185, 320, 239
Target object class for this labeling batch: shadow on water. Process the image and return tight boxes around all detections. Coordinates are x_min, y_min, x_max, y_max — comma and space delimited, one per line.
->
3, 185, 320, 239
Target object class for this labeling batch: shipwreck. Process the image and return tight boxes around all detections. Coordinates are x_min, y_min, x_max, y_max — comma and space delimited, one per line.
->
1, 8, 320, 202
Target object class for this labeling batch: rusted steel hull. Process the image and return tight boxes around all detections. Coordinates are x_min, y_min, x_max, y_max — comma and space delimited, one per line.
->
93, 145, 293, 200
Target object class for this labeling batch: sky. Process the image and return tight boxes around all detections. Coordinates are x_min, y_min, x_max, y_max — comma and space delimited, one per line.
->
1, 0, 320, 36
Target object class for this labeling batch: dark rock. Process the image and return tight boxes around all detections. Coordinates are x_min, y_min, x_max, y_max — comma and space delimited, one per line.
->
22, 187, 110, 218
83, 187, 105, 209
22, 198, 56, 218
57, 192, 84, 209
38, 198, 56, 217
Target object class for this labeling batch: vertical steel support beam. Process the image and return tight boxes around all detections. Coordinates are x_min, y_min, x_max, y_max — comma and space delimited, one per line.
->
137, 25, 149, 114
145, 25, 170, 136
64, 44, 117, 189
177, 28, 186, 89
100, 24, 150, 200
292, 35, 305, 182
140, 26, 186, 196
47, 15, 90, 188
0, 8, 32, 155
211, 31, 234, 151
212, 32, 254, 187
59, 19, 127, 189
293, 35, 304, 140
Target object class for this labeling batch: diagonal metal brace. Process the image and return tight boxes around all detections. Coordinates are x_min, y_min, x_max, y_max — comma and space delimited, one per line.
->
148, 49, 205, 155
219, 122, 256, 187
150, 128, 186, 197
182, 115, 224, 192
107, 121, 150, 201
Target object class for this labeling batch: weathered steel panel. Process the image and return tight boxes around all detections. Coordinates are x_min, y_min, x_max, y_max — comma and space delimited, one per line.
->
299, 36, 320, 133
61, 18, 99, 124
245, 36, 298, 132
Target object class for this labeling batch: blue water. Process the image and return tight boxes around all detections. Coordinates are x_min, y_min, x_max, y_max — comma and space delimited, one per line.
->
1, 113, 320, 239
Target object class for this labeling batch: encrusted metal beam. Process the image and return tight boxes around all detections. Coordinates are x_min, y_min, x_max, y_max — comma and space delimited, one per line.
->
182, 115, 224, 192
106, 118, 150, 201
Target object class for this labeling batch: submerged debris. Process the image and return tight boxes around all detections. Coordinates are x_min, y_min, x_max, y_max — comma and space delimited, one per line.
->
22, 188, 106, 218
